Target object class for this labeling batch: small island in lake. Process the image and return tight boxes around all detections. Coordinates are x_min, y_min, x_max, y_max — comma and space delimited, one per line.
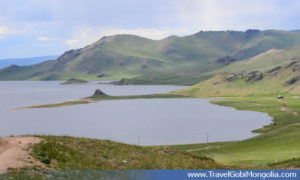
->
61, 78, 88, 85
92, 89, 108, 97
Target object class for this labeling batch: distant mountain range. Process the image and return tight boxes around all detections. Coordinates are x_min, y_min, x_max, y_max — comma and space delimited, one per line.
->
1, 30, 300, 84
0, 56, 58, 69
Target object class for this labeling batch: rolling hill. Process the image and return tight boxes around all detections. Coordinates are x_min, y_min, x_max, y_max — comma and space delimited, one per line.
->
1, 30, 300, 82
169, 47, 300, 166
174, 46, 300, 96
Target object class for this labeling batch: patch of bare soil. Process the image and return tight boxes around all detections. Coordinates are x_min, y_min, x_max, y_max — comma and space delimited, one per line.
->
280, 107, 298, 116
0, 136, 42, 174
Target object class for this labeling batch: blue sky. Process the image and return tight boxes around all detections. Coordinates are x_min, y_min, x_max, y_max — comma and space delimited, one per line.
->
0, 0, 299, 58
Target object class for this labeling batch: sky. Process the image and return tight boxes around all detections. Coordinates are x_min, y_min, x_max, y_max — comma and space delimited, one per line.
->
0, 0, 299, 59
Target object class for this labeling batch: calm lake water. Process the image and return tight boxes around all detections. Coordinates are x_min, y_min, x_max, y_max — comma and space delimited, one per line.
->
0, 81, 271, 145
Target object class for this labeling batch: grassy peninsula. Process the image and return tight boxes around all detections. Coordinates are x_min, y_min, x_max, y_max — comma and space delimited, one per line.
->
11, 91, 188, 110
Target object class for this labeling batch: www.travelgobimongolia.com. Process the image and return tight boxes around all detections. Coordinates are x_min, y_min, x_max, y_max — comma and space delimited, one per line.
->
187, 170, 297, 179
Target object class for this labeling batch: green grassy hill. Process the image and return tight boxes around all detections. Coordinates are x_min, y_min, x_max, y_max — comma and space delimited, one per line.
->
113, 30, 300, 85
173, 46, 300, 96
2, 30, 300, 82
168, 47, 300, 166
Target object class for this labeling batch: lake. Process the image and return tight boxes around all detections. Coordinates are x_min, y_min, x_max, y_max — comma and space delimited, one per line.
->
0, 81, 271, 145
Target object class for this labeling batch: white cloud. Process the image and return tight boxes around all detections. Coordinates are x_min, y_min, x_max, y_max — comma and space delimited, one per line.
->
62, 0, 300, 49
0, 26, 19, 39
36, 36, 58, 41
172, 0, 292, 30
0, 26, 9, 35
0, 26, 18, 35
0, 0, 299, 58
64, 39, 79, 45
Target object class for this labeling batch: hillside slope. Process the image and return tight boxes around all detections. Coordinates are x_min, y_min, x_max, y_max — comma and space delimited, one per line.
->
170, 47, 300, 166
174, 46, 300, 96
1, 30, 300, 81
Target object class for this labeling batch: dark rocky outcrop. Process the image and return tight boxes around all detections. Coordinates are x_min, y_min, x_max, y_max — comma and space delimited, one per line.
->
141, 64, 148, 69
164, 49, 178, 56
284, 60, 300, 72
92, 89, 107, 97
267, 66, 281, 77
285, 61, 299, 68
244, 71, 263, 82
97, 73, 108, 78
285, 76, 300, 85
270, 72, 278, 77
222, 73, 241, 82
267, 66, 281, 73
216, 56, 237, 65
293, 64, 300, 72
53, 49, 81, 69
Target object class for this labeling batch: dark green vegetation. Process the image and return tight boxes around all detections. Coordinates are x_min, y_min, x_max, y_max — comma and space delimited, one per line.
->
171, 95, 300, 168
61, 78, 88, 85
1, 30, 300, 84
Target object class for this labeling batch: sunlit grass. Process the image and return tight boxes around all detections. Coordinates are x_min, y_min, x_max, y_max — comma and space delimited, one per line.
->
172, 95, 300, 167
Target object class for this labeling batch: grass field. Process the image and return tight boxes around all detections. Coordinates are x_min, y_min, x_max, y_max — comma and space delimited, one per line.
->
172, 95, 300, 167
30, 136, 227, 169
